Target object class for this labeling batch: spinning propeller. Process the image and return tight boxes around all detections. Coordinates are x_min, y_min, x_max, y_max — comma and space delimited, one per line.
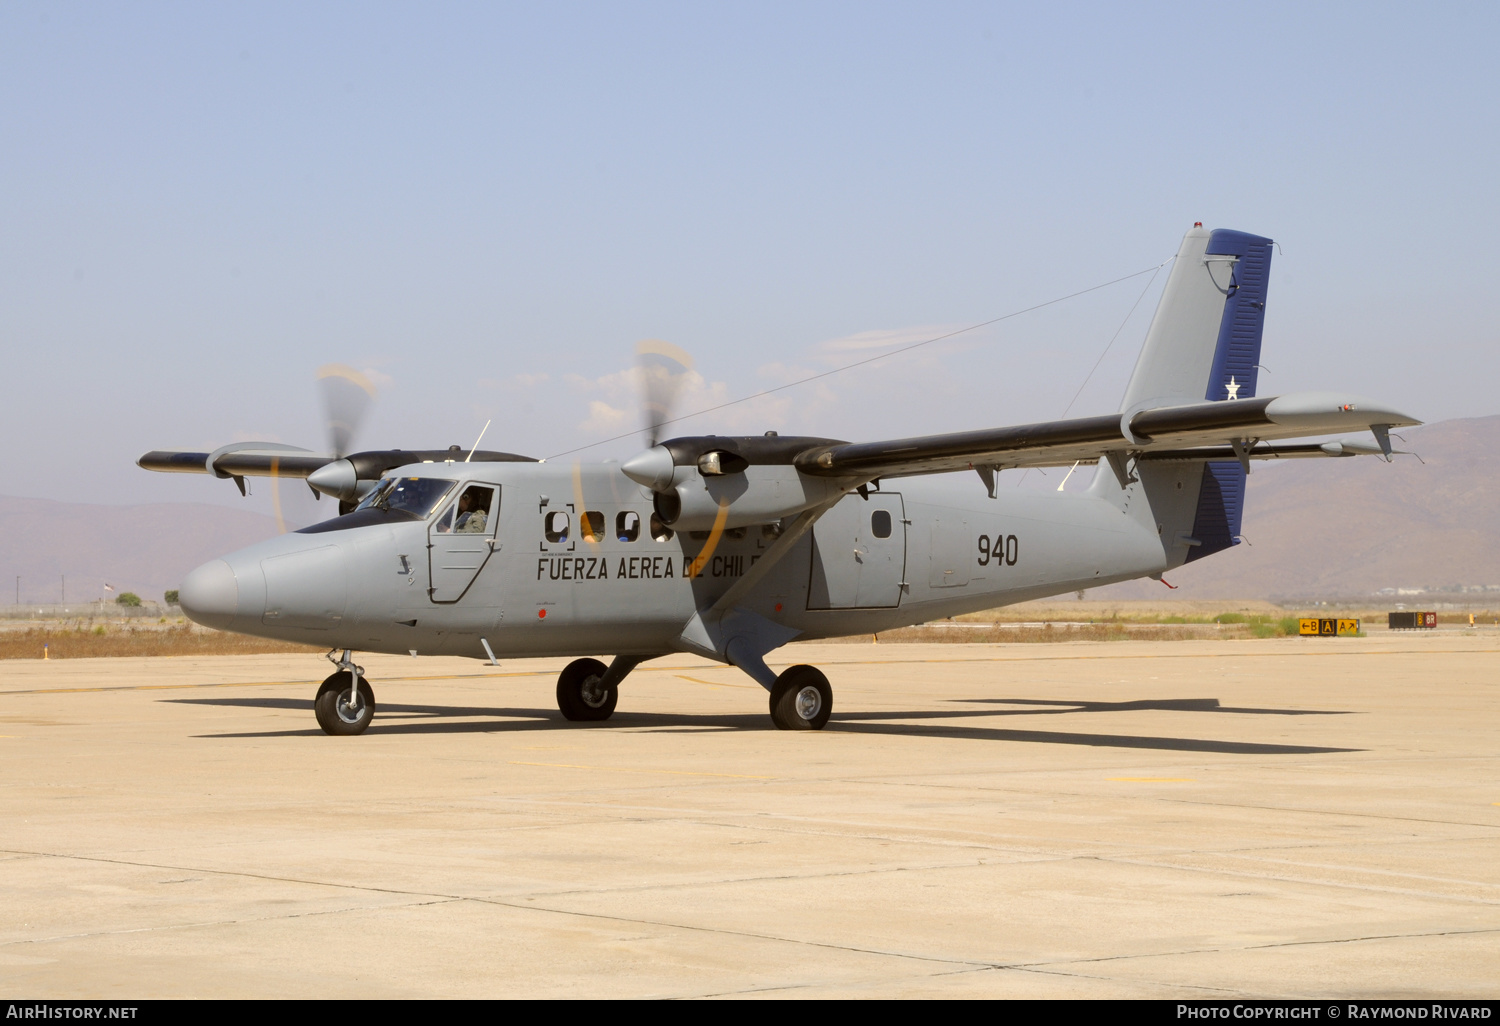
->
317, 364, 378, 461
636, 339, 693, 448
137, 363, 534, 519
266, 365, 377, 529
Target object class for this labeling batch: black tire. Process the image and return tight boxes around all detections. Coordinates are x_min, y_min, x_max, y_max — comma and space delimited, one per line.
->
556, 657, 617, 722
315, 672, 376, 736
769, 665, 832, 730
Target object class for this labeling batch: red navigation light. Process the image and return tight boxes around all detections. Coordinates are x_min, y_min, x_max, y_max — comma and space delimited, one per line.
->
1194, 221, 1203, 227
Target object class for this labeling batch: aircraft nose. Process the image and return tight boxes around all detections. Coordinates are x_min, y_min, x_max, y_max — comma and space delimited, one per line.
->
179, 559, 239, 630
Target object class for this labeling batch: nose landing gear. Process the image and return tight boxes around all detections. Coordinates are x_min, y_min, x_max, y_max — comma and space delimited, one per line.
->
555, 655, 650, 722
556, 657, 618, 721
316, 649, 376, 736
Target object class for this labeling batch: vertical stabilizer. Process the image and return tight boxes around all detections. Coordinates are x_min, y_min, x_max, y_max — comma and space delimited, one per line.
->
1100, 224, 1274, 567
1200, 230, 1273, 404
1120, 226, 1274, 411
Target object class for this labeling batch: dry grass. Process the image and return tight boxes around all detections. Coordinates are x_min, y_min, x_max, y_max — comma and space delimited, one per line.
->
6, 600, 1491, 660
1437, 609, 1500, 625
957, 599, 1288, 624
833, 621, 1233, 645
0, 620, 322, 660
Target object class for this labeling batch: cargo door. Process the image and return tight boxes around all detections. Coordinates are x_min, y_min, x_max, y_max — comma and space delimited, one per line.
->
428, 483, 500, 603
807, 493, 905, 609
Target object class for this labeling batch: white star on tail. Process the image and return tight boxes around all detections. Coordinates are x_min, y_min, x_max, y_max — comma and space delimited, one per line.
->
1225, 376, 1240, 400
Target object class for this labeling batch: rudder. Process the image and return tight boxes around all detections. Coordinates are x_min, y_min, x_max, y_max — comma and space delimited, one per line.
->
1099, 224, 1273, 566
1120, 226, 1274, 412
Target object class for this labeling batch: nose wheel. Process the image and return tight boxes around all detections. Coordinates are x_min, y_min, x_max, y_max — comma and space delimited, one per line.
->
315, 650, 375, 735
556, 657, 618, 721
769, 665, 832, 730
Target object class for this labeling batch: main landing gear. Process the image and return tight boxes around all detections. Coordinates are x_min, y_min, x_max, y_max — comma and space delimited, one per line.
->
768, 664, 832, 730
315, 649, 375, 736
552, 655, 833, 731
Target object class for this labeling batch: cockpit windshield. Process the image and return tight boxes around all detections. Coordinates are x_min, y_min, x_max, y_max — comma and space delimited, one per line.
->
355, 477, 454, 519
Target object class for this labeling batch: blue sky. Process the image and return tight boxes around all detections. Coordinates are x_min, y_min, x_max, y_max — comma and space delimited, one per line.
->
3, 2, 1496, 522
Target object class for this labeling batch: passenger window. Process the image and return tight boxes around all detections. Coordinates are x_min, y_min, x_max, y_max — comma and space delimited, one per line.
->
581, 511, 605, 543
871, 509, 893, 539
616, 511, 640, 542
650, 512, 674, 542
545, 511, 570, 543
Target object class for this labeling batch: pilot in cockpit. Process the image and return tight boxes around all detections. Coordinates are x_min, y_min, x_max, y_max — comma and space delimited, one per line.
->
455, 489, 489, 533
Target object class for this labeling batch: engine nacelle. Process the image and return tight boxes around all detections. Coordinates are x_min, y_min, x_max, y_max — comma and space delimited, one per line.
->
651, 464, 847, 530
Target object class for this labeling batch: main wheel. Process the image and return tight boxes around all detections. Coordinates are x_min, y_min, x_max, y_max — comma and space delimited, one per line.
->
556, 657, 618, 722
315, 672, 376, 736
769, 665, 832, 730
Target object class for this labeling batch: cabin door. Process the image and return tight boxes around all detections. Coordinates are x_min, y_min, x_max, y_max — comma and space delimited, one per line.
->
807, 492, 906, 609
428, 483, 500, 603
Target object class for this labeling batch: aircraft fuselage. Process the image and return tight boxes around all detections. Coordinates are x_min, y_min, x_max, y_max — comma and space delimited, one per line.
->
181, 458, 1174, 662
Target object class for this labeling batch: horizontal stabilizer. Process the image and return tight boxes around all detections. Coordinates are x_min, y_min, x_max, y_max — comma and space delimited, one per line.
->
792, 391, 1420, 480
1140, 436, 1399, 463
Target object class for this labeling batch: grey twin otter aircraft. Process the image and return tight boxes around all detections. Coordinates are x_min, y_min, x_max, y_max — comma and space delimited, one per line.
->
141, 225, 1418, 736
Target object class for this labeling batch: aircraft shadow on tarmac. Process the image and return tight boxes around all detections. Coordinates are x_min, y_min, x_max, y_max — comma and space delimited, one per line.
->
167, 695, 1359, 755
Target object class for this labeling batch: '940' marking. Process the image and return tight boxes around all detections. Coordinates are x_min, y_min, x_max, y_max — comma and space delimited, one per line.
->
978, 534, 1018, 567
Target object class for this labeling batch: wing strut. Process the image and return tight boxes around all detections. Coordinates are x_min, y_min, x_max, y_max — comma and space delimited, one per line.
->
708, 496, 844, 617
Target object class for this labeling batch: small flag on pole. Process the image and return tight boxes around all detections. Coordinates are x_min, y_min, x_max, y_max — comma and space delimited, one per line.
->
103, 583, 114, 592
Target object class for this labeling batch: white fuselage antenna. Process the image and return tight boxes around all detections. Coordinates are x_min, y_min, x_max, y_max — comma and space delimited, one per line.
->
465, 420, 492, 463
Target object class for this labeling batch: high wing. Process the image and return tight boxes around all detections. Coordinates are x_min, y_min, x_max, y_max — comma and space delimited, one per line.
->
138, 441, 536, 505
790, 390, 1420, 483
138, 361, 539, 508
138, 443, 334, 490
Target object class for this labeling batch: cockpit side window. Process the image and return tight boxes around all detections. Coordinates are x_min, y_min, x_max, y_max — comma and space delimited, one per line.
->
454, 485, 495, 534
435, 484, 497, 534
356, 477, 454, 519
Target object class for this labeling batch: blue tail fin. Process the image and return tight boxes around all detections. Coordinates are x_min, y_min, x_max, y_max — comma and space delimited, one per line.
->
1106, 225, 1273, 564
1187, 229, 1272, 561
1201, 229, 1274, 404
